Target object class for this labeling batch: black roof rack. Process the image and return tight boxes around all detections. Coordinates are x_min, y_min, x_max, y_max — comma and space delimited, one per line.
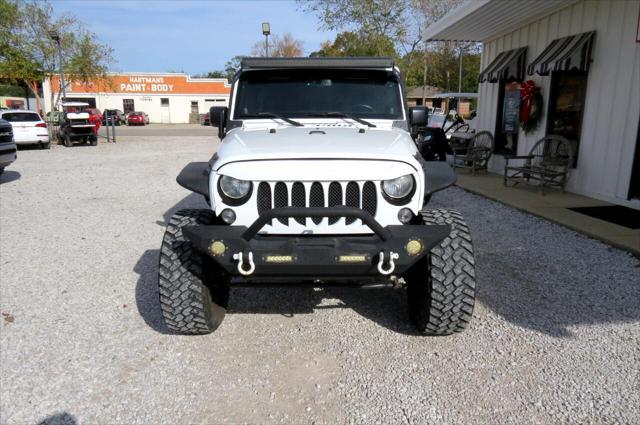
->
240, 57, 395, 70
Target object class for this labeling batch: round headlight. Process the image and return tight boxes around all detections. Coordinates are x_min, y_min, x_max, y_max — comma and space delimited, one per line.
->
219, 175, 251, 199
382, 175, 414, 199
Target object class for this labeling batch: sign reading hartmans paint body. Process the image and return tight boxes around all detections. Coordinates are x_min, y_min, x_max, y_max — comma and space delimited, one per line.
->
49, 73, 230, 95
44, 72, 231, 125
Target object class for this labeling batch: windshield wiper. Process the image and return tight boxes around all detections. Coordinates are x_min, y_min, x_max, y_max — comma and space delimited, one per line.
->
242, 112, 303, 127
303, 112, 376, 128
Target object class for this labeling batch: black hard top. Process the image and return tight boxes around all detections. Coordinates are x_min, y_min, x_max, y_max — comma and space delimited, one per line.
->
240, 57, 395, 71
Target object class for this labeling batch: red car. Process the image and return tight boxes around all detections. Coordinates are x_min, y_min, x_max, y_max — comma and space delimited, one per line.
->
126, 111, 149, 126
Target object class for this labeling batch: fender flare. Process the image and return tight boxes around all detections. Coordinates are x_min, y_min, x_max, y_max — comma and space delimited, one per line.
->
423, 161, 456, 198
176, 162, 210, 197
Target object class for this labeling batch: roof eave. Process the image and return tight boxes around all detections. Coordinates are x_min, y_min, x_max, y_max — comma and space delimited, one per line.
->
422, 0, 579, 43
422, 0, 491, 42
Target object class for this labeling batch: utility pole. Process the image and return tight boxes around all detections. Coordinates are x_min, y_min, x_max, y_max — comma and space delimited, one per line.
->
48, 30, 66, 105
262, 22, 270, 57
422, 53, 427, 106
458, 43, 463, 93
458, 43, 463, 113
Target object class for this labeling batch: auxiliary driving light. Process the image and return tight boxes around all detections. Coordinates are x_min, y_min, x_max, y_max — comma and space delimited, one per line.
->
338, 255, 368, 263
405, 239, 424, 256
221, 208, 236, 224
209, 240, 226, 256
264, 255, 294, 263
397, 208, 414, 224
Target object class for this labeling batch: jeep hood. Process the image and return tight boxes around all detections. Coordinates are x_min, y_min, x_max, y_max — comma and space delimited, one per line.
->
213, 126, 418, 170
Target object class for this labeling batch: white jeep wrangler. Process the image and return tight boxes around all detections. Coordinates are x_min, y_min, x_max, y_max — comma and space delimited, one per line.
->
158, 57, 476, 335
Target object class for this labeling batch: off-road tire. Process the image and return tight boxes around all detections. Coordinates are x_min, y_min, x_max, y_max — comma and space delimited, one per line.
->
64, 135, 73, 147
158, 209, 229, 334
405, 209, 476, 335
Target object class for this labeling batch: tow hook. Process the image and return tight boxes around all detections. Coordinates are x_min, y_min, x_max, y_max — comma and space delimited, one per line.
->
377, 251, 399, 276
233, 251, 256, 276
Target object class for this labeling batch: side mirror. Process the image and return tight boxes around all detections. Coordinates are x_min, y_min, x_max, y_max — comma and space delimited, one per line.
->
209, 106, 228, 139
409, 106, 428, 127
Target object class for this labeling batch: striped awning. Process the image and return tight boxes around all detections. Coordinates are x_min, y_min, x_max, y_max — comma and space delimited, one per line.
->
478, 47, 527, 83
528, 31, 596, 76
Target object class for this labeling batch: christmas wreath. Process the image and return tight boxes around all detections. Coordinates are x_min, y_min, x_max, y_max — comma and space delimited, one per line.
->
519, 80, 543, 134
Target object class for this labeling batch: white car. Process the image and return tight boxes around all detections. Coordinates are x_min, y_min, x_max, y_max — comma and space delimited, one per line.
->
0, 110, 50, 149
157, 57, 477, 336
0, 118, 17, 175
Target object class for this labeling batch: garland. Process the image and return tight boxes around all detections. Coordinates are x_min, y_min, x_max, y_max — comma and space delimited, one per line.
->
519, 80, 543, 134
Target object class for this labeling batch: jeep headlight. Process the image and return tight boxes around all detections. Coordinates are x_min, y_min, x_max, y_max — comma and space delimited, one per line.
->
382, 174, 415, 200
219, 175, 252, 200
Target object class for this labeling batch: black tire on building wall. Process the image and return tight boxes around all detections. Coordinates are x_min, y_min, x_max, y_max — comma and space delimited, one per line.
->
405, 208, 476, 335
158, 209, 229, 334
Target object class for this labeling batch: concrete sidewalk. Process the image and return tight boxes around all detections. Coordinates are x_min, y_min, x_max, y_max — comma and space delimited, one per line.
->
455, 172, 640, 255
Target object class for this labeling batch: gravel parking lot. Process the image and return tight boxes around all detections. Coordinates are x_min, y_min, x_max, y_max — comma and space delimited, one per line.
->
1, 132, 639, 424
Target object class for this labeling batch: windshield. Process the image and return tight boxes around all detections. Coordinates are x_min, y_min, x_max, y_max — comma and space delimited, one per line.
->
233, 69, 403, 120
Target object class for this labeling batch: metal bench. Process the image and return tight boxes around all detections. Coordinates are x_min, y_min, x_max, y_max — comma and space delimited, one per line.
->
503, 135, 574, 193
452, 131, 494, 175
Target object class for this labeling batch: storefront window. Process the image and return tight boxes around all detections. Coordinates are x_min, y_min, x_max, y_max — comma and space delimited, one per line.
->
546, 71, 588, 166
494, 81, 519, 154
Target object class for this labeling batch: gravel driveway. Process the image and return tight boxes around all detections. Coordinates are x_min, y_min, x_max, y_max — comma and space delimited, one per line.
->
1, 135, 638, 424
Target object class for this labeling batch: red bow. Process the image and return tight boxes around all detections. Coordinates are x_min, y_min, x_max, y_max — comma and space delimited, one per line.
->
520, 80, 536, 124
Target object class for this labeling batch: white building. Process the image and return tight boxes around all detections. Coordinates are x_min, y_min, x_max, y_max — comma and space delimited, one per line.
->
424, 0, 640, 208
43, 73, 231, 124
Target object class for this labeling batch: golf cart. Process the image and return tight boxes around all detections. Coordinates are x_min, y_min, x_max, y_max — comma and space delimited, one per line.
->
414, 92, 477, 161
58, 102, 98, 147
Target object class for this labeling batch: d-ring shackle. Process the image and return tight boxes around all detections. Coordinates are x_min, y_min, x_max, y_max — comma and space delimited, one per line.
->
377, 251, 399, 275
233, 251, 255, 276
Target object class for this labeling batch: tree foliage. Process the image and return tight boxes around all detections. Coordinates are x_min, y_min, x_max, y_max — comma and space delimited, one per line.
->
300, 0, 408, 40
300, 0, 422, 70
310, 31, 397, 57
0, 0, 114, 108
304, 0, 481, 93
251, 33, 304, 58
195, 56, 242, 83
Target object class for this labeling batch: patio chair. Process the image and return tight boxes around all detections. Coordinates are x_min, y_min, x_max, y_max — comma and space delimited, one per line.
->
503, 135, 574, 193
452, 131, 494, 175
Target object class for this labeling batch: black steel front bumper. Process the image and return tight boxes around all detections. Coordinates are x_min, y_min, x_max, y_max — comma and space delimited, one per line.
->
182, 207, 449, 278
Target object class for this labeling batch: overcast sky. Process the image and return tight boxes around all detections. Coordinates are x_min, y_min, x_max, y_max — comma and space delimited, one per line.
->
52, 0, 337, 75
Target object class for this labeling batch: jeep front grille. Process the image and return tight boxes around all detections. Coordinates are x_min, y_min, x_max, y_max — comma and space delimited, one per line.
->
257, 181, 378, 226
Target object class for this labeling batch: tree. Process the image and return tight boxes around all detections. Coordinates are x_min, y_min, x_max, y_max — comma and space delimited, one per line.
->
300, 0, 421, 76
193, 56, 241, 83
195, 70, 226, 79
251, 33, 303, 57
408, 0, 481, 89
311, 31, 396, 57
300, 0, 409, 40
302, 0, 481, 90
0, 0, 114, 110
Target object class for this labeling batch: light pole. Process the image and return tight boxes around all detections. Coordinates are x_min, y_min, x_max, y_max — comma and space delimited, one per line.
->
458, 43, 463, 113
262, 22, 270, 57
48, 30, 66, 104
